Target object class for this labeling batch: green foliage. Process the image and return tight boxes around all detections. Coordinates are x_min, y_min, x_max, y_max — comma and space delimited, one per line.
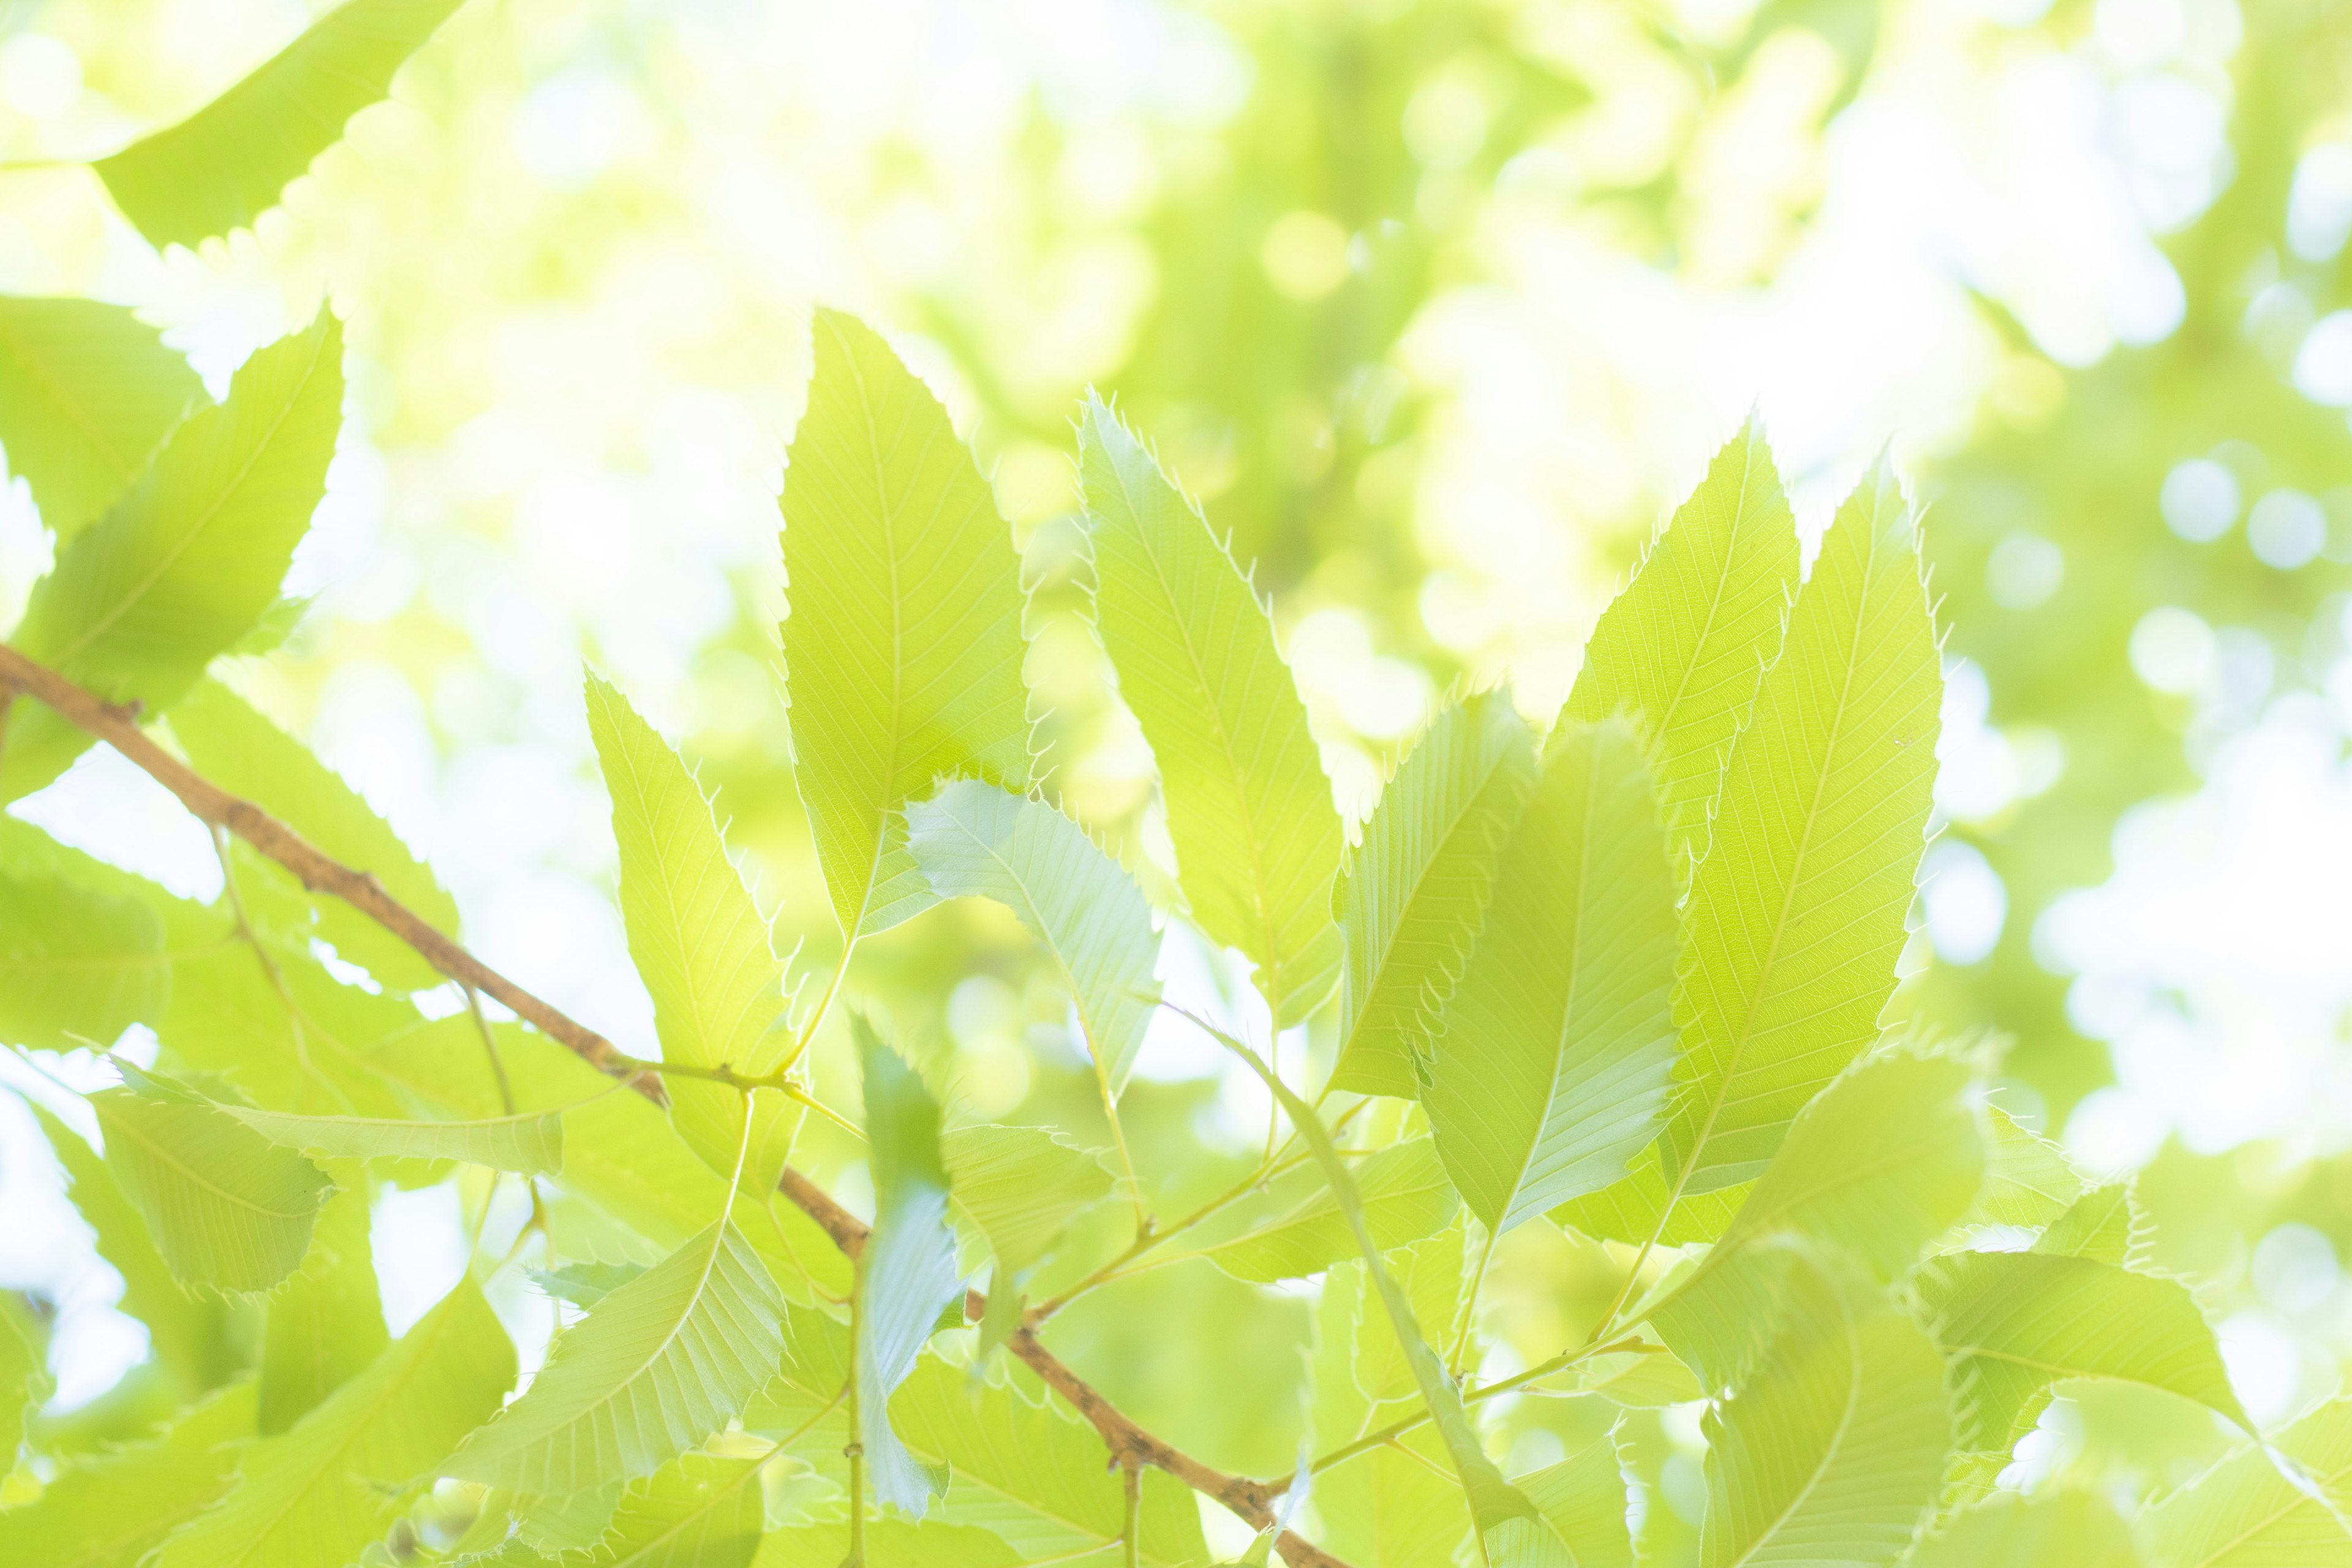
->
0, 297, 205, 541
255, 1187, 385, 1433
1080, 395, 1344, 1025
779, 312, 1035, 941
2141, 1397, 2352, 1564
0, 869, 168, 1052
93, 0, 467, 250
0, 1382, 255, 1568
212, 1099, 565, 1174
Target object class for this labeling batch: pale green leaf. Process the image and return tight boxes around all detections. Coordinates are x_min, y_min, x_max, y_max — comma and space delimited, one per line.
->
1079, 394, 1343, 1025
756, 1513, 1020, 1567
2034, 1182, 2141, 1265
443, 1217, 786, 1492
1699, 1259, 1951, 1568
0, 295, 203, 540
779, 311, 1033, 939
91, 1069, 332, 1295
170, 678, 457, 993
0, 1292, 41, 1461
1660, 459, 1943, 1199
1917, 1250, 2250, 1458
1565, 420, 1801, 875
2143, 1396, 2352, 1566
1956, 1107, 2083, 1234
1202, 1136, 1458, 1283
941, 1121, 1114, 1276
585, 672, 795, 1190
1516, 1431, 1635, 1568
154, 1283, 514, 1568
1310, 1260, 1475, 1567
1425, 717, 1681, 1233
1551, 1144, 1746, 1249
0, 869, 168, 1051
1911, 1491, 2144, 1568
530, 1262, 647, 1308
93, 0, 466, 250
855, 1017, 963, 1515
0, 1381, 255, 1568
888, 1356, 1210, 1564
1352, 1219, 1470, 1406
3, 312, 344, 802
590, 1450, 767, 1568
257, 1186, 385, 1433
1329, 688, 1538, 1098
907, 779, 1161, 1094
213, 1100, 565, 1175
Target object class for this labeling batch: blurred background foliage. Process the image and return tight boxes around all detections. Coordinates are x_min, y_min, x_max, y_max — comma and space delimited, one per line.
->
4, 0, 2352, 1556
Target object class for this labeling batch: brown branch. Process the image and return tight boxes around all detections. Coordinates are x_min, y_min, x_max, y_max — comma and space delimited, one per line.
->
0, 644, 1346, 1568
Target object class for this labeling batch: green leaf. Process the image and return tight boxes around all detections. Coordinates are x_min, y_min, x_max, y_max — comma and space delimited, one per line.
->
1659, 458, 1943, 1199
1912, 1491, 2144, 1568
1957, 1107, 2084, 1233
756, 1513, 1021, 1567
32, 1104, 244, 1393
3, 311, 344, 803
0, 1291, 42, 1461
2033, 1182, 2141, 1265
779, 311, 1033, 940
584, 673, 796, 1191
1079, 394, 1343, 1025
91, 1069, 333, 1295
1202, 1136, 1458, 1283
907, 779, 1161, 1095
256, 1186, 385, 1433
887, 1356, 1209, 1564
940, 1122, 1114, 1276
442, 1215, 785, 1493
590, 1450, 768, 1568
153, 1283, 514, 1568
855, 1017, 963, 1515
1329, 689, 1539, 1098
1515, 1431, 1635, 1568
169, 679, 458, 993
0, 1381, 255, 1568
1351, 1219, 1470, 1406
0, 869, 169, 1051
92, 0, 466, 250
0, 295, 204, 540
1551, 1144, 1746, 1249
210, 1101, 566, 1175
1917, 1250, 2250, 1459
2143, 1396, 2352, 1566
530, 1262, 648, 1308
1564, 420, 1801, 875
1424, 717, 1682, 1234
1699, 1258, 1951, 1568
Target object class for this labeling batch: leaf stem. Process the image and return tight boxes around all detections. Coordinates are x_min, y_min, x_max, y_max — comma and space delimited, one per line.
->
1447, 1220, 1499, 1378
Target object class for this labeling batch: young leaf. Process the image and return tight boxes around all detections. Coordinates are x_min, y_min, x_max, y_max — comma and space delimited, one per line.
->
154, 1283, 514, 1568
170, 679, 458, 993
855, 1017, 963, 1515
0, 1381, 255, 1568
1424, 717, 1681, 1233
1699, 1258, 1951, 1568
887, 1356, 1210, 1564
907, 780, 1161, 1094
1551, 1144, 1746, 1249
1564, 420, 1801, 873
1310, 1264, 1475, 1567
92, 0, 467, 250
1515, 1430, 1636, 1568
256, 1186, 386, 1433
592, 1450, 769, 1568
2033, 1181, 2139, 1265
1911, 1491, 2144, 1568
1330, 688, 1539, 1098
1660, 459, 1943, 1198
91, 1070, 333, 1295
3, 311, 344, 802
940, 1122, 1114, 1276
0, 869, 169, 1052
1202, 1136, 1459, 1284
440, 1215, 785, 1493
1079, 395, 1344, 1025
530, 1261, 649, 1309
585, 673, 795, 1191
780, 311, 1033, 940
1917, 1250, 2251, 1458
0, 295, 204, 540
211, 1101, 566, 1175
2142, 1396, 2352, 1566
1957, 1107, 2084, 1233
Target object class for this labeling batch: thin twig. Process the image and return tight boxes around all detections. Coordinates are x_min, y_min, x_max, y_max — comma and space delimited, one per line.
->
0, 644, 1356, 1568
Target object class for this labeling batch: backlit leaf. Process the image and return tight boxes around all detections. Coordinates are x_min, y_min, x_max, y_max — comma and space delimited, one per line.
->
1079, 394, 1343, 1025
1202, 1136, 1459, 1284
1912, 1491, 2144, 1568
255, 1186, 385, 1433
213, 1100, 566, 1175
0, 295, 203, 540
779, 311, 1033, 940
2143, 1396, 2352, 1566
0, 868, 168, 1052
0, 1381, 255, 1568
940, 1121, 1114, 1276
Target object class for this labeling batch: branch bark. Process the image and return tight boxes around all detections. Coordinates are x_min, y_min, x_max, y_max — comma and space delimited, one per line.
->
0, 644, 1345, 1568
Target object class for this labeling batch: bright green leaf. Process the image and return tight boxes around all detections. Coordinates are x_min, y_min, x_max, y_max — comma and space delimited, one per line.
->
0, 295, 203, 540
0, 1381, 255, 1568
590, 1450, 768, 1568
92, 0, 467, 250
779, 311, 1033, 940
2034, 1182, 2141, 1265
1202, 1136, 1459, 1283
756, 1513, 1021, 1567
0, 869, 168, 1052
1424, 717, 1681, 1233
1912, 1490, 2144, 1568
212, 1100, 566, 1175
940, 1121, 1114, 1276
1515, 1430, 1635, 1568
1329, 688, 1538, 1098
256, 1186, 385, 1433
2143, 1396, 2352, 1566
1079, 394, 1343, 1025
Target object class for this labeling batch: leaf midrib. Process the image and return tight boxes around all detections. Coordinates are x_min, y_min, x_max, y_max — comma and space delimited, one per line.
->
1722, 1280, 1865, 1567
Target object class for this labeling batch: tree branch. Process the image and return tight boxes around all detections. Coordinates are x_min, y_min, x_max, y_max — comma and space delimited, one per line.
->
0, 644, 1348, 1568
